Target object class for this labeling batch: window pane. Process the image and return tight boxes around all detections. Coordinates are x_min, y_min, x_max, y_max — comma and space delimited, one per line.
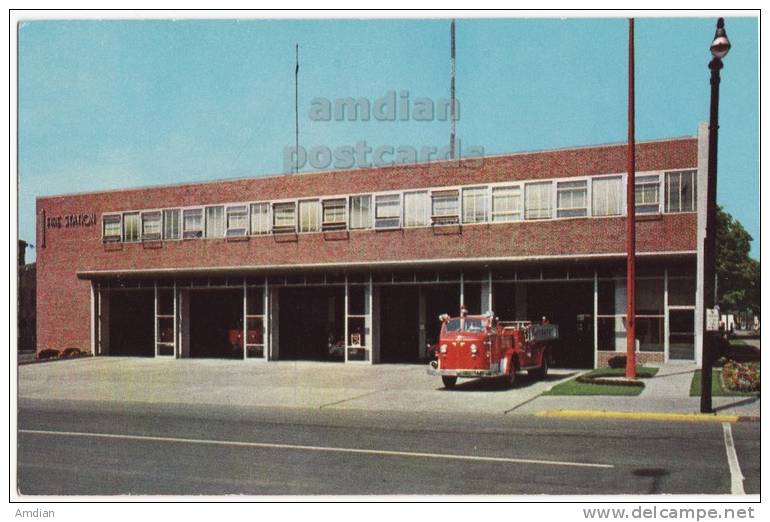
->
250, 203, 270, 234
205, 206, 225, 238
462, 187, 488, 223
666, 171, 696, 212
163, 209, 180, 240
103, 215, 121, 242
123, 213, 140, 242
525, 182, 552, 219
431, 190, 459, 219
226, 205, 248, 237
403, 191, 429, 227
491, 186, 521, 222
142, 211, 161, 240
592, 177, 623, 216
322, 199, 347, 229
273, 202, 296, 231
299, 200, 320, 233
635, 175, 660, 214
183, 209, 203, 239
557, 180, 587, 218
375, 194, 401, 228
349, 195, 371, 229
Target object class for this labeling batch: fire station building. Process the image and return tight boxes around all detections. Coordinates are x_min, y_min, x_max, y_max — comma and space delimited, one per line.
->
36, 126, 710, 369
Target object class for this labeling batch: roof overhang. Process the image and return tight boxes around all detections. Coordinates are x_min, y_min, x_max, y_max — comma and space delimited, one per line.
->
76, 251, 696, 280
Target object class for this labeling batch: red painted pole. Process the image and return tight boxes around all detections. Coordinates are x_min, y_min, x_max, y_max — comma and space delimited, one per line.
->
626, 18, 637, 379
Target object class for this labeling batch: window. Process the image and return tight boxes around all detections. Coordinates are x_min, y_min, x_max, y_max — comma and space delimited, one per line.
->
182, 208, 203, 239
226, 205, 248, 237
665, 170, 697, 213
524, 182, 552, 220
403, 191, 429, 227
375, 194, 401, 229
163, 209, 180, 240
205, 206, 225, 238
635, 175, 660, 214
491, 186, 522, 222
123, 212, 140, 242
349, 195, 371, 230
273, 202, 296, 233
592, 176, 623, 216
556, 180, 588, 218
462, 187, 489, 224
102, 214, 121, 243
431, 189, 460, 224
250, 203, 270, 235
299, 200, 320, 233
322, 199, 347, 230
141, 211, 162, 241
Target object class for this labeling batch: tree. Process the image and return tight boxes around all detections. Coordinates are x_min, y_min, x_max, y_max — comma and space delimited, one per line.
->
715, 206, 760, 314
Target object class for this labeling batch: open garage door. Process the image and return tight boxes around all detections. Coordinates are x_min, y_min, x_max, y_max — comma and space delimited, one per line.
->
278, 287, 344, 361
108, 290, 154, 357
189, 289, 243, 359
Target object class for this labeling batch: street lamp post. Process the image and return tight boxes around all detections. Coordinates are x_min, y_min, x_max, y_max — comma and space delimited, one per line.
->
701, 18, 731, 414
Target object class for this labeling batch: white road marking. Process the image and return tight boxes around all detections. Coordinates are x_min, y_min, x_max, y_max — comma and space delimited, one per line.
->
722, 422, 746, 495
19, 428, 613, 469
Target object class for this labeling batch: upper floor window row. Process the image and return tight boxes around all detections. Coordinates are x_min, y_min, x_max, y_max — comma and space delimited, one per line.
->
101, 170, 697, 242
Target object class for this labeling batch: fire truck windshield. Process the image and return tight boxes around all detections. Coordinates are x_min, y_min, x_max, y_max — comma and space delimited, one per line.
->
445, 318, 485, 333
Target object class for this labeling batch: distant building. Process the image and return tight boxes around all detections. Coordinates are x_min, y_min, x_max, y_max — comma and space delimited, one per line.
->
18, 240, 36, 351
35, 130, 708, 368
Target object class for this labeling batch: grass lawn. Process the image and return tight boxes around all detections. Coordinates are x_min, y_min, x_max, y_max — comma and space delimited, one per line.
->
543, 366, 659, 396
689, 363, 760, 397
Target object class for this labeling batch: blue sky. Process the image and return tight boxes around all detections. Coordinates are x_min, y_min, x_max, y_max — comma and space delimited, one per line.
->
18, 17, 759, 260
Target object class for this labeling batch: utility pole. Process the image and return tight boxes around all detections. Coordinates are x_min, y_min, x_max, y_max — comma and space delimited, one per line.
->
626, 18, 637, 380
450, 18, 456, 160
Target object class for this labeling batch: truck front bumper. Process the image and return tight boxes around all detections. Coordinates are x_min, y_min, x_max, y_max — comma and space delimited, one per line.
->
426, 361, 501, 378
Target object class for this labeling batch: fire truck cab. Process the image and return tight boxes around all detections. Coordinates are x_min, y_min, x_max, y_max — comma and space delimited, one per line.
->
427, 308, 558, 389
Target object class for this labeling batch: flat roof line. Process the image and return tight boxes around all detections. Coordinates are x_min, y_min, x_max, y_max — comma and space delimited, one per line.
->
76, 250, 696, 279
37, 135, 697, 201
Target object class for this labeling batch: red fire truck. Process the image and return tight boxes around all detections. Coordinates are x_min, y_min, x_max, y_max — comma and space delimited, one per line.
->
427, 309, 558, 389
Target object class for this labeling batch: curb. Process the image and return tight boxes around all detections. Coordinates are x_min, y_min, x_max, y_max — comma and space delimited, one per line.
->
536, 409, 758, 423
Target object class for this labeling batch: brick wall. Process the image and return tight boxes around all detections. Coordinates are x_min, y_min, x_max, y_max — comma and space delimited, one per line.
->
596, 351, 666, 367
35, 137, 698, 354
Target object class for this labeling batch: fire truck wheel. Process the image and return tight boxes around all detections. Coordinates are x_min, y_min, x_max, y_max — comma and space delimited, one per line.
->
441, 376, 458, 389
529, 353, 549, 380
503, 367, 517, 388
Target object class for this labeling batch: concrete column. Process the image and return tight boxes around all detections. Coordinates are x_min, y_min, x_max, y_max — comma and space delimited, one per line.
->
90, 282, 96, 356
593, 269, 598, 368
663, 268, 671, 362
515, 283, 527, 321
614, 280, 628, 352
418, 286, 426, 359
98, 288, 110, 355
694, 122, 709, 366
371, 283, 381, 364
269, 287, 280, 361
179, 289, 190, 358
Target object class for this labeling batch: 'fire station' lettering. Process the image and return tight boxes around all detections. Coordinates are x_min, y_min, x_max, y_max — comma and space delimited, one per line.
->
46, 213, 96, 229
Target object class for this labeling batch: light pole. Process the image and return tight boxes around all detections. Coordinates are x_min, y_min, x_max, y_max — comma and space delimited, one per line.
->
701, 18, 731, 414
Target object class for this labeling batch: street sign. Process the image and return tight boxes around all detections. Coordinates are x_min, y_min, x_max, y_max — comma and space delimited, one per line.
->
706, 308, 720, 331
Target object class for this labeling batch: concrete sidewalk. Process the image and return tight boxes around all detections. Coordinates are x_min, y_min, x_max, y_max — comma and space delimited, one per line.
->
17, 357, 760, 419
517, 362, 761, 419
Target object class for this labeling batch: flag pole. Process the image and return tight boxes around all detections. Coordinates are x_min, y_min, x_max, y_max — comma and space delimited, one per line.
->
626, 18, 637, 379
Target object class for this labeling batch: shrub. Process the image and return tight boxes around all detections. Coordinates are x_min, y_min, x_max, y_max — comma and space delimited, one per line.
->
722, 360, 760, 393
61, 347, 83, 358
607, 355, 627, 369
37, 349, 60, 360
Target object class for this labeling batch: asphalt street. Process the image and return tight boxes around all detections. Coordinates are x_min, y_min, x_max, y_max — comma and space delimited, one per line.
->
16, 398, 759, 496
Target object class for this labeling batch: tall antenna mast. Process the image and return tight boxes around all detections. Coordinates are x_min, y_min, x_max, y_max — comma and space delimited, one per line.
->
450, 19, 456, 160
294, 43, 299, 174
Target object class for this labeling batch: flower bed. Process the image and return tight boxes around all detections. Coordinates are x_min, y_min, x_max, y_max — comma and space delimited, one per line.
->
721, 360, 760, 393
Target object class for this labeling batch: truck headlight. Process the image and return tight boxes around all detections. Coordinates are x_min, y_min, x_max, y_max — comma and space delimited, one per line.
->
470, 344, 478, 354
440, 344, 448, 354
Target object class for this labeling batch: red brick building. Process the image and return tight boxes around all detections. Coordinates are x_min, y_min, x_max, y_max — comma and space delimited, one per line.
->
36, 131, 706, 368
